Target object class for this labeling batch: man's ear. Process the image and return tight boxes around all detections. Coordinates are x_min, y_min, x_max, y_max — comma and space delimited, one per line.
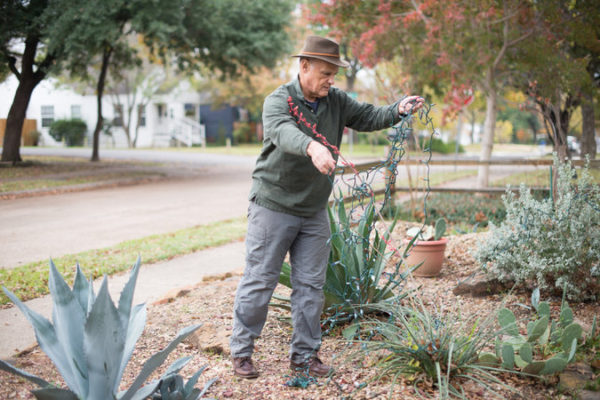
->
300, 58, 311, 73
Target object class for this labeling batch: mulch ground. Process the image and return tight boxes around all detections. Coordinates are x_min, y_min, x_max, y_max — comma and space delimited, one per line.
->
1, 230, 598, 399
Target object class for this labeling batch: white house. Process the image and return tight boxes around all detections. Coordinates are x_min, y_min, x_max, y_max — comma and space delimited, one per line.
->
0, 75, 206, 148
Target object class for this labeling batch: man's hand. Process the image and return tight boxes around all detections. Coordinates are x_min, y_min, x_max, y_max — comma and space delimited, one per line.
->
307, 141, 336, 175
399, 95, 425, 115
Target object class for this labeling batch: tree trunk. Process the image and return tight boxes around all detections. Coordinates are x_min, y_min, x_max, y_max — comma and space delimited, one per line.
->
581, 91, 596, 159
1, 79, 38, 162
477, 73, 497, 188
1, 36, 46, 163
91, 47, 113, 162
469, 109, 476, 145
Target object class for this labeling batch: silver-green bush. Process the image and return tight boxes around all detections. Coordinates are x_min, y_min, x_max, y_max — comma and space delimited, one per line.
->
474, 156, 600, 300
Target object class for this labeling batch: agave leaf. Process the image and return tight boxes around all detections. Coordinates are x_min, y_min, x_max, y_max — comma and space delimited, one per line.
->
48, 260, 87, 395
163, 356, 193, 378
31, 388, 80, 400
85, 277, 126, 400
197, 377, 218, 399
122, 380, 161, 400
119, 324, 202, 400
72, 263, 90, 313
0, 358, 51, 388
185, 389, 202, 400
1, 287, 74, 393
118, 257, 142, 329
86, 276, 96, 315
183, 365, 208, 396
116, 303, 147, 392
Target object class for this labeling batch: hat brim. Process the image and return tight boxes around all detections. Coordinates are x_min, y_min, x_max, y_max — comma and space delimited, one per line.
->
292, 53, 350, 68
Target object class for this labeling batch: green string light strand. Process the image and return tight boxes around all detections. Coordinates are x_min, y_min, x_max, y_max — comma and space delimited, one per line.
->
284, 96, 438, 389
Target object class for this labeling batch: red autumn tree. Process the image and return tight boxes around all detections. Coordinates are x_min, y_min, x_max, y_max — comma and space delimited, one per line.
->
311, 0, 535, 187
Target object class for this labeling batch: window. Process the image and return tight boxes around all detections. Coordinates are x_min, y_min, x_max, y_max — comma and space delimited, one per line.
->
113, 105, 123, 127
41, 105, 54, 127
138, 105, 146, 127
184, 103, 196, 118
71, 105, 82, 119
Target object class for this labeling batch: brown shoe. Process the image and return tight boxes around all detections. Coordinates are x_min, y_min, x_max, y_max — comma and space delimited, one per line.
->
290, 356, 332, 377
233, 356, 259, 379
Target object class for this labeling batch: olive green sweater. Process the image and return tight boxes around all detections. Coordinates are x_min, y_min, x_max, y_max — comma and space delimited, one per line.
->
250, 77, 401, 217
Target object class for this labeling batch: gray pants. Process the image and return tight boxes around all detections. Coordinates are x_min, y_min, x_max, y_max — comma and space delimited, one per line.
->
230, 202, 330, 364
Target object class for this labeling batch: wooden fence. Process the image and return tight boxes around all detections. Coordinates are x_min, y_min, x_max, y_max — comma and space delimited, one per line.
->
0, 119, 39, 146
338, 158, 600, 196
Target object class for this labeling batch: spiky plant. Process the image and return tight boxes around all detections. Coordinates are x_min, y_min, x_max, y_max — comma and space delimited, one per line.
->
352, 297, 514, 399
0, 258, 215, 400
273, 200, 413, 331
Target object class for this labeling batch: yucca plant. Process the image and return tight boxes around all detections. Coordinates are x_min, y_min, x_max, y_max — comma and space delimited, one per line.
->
274, 200, 413, 331
0, 258, 215, 400
352, 297, 514, 399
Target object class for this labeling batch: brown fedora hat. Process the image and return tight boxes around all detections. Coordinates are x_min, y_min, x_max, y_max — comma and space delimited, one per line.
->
292, 35, 350, 68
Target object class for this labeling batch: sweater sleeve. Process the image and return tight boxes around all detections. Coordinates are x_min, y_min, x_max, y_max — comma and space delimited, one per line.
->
262, 88, 314, 156
340, 90, 401, 132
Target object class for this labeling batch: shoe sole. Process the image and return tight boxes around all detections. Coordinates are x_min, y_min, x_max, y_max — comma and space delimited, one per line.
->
234, 371, 259, 379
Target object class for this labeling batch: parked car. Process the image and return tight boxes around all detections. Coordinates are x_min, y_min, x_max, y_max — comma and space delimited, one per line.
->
567, 136, 580, 155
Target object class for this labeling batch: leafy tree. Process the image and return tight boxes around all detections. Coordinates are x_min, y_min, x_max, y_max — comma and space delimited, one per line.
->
3, 0, 294, 162
0, 0, 66, 162
105, 39, 181, 148
308, 0, 535, 187
514, 1, 598, 162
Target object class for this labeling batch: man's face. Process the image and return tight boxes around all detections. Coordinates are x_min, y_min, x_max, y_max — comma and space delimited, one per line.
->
299, 58, 339, 101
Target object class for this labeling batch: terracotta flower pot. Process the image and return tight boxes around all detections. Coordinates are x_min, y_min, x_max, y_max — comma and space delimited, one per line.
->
403, 237, 448, 277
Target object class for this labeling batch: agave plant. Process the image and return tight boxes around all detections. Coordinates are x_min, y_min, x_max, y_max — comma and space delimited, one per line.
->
274, 200, 413, 331
0, 258, 215, 400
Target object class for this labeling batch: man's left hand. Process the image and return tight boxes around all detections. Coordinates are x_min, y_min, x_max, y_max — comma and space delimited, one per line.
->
399, 95, 425, 115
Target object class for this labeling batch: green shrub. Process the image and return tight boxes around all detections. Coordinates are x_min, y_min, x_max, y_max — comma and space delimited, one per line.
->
418, 137, 464, 154
474, 156, 600, 300
233, 122, 255, 144
0, 259, 215, 399
395, 193, 507, 230
357, 131, 389, 145
49, 119, 87, 146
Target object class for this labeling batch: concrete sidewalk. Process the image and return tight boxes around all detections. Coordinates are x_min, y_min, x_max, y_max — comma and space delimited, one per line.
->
0, 240, 246, 360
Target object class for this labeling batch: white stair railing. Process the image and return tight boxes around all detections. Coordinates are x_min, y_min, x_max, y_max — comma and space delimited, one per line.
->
170, 117, 206, 147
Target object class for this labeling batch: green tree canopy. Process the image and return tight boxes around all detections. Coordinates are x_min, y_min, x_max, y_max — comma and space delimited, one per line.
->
1, 0, 294, 162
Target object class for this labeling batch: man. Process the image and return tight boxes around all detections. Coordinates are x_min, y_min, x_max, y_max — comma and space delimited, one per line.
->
230, 35, 424, 379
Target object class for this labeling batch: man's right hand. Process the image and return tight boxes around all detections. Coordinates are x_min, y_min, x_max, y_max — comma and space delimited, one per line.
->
307, 141, 336, 175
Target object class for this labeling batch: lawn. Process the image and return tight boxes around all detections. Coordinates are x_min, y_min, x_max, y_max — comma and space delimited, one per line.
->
0, 155, 168, 194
